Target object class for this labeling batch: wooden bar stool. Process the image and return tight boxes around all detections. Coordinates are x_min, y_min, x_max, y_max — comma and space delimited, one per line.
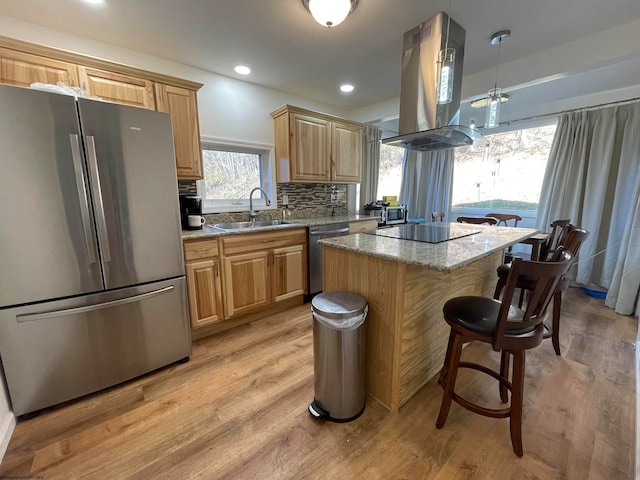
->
436, 249, 573, 456
486, 213, 522, 227
493, 227, 589, 355
456, 216, 497, 225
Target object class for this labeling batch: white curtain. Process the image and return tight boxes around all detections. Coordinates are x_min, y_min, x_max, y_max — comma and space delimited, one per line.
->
399, 149, 454, 221
359, 125, 382, 210
537, 102, 640, 316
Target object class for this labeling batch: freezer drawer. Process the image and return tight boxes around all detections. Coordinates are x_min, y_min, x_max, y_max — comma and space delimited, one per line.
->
0, 277, 191, 416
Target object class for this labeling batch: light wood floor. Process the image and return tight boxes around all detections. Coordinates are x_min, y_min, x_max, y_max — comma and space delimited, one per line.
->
0, 287, 635, 479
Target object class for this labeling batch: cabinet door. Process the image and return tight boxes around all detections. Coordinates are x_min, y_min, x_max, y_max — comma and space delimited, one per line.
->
185, 259, 224, 328
222, 251, 270, 318
291, 113, 330, 182
331, 121, 363, 183
271, 244, 306, 302
78, 66, 156, 109
0, 48, 79, 88
156, 83, 203, 179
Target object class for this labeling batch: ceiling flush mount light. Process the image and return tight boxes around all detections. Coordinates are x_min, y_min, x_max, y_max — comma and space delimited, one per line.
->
485, 30, 510, 128
81, 0, 105, 5
301, 0, 358, 28
340, 84, 354, 93
234, 65, 251, 75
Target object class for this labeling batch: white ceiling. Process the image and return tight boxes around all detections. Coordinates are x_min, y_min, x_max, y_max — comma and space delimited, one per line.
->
2, 0, 640, 126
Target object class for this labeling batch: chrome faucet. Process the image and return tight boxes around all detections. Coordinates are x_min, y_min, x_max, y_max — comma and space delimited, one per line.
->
249, 187, 271, 222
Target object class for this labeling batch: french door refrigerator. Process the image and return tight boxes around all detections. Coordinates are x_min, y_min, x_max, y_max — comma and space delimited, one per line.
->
0, 84, 191, 416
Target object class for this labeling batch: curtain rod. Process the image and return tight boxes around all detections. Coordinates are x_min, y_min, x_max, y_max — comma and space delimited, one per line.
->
501, 95, 640, 127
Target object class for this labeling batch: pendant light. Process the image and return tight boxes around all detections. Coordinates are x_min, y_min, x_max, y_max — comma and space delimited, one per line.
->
302, 0, 358, 28
485, 30, 510, 128
436, 4, 455, 104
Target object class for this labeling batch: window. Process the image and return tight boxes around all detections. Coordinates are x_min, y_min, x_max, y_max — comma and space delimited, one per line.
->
196, 138, 275, 213
377, 143, 405, 199
451, 123, 557, 214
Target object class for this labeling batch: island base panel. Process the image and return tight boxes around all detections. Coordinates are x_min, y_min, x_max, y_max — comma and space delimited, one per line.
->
323, 246, 503, 413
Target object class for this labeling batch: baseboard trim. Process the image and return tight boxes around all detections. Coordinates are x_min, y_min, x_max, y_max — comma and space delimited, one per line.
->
0, 409, 16, 462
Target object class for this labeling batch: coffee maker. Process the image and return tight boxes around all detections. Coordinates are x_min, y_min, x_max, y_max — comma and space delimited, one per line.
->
179, 194, 203, 230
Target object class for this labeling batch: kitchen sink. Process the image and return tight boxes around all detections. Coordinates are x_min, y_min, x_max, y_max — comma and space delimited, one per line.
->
212, 220, 296, 230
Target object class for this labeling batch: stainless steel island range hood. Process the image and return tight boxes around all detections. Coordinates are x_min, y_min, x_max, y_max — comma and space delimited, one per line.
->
383, 12, 488, 151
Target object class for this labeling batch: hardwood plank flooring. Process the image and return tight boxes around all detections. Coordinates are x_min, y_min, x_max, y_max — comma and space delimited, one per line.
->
0, 287, 635, 479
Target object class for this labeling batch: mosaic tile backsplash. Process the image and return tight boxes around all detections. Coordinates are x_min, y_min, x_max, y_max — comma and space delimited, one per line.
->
177, 180, 350, 223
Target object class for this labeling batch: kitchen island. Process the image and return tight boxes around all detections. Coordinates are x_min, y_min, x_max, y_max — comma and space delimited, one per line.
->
319, 223, 538, 413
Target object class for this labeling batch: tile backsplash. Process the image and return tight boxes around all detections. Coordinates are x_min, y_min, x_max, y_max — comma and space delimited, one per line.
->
177, 180, 349, 222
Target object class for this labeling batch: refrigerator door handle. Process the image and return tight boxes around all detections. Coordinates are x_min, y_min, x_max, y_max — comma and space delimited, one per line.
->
17, 285, 175, 322
69, 134, 97, 264
85, 135, 112, 263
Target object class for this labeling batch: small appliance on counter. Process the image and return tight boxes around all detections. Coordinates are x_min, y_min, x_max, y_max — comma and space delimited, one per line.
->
179, 194, 204, 230
363, 202, 385, 226
363, 201, 407, 227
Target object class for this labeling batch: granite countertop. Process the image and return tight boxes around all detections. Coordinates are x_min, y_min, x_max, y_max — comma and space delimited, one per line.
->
318, 223, 539, 272
181, 215, 374, 240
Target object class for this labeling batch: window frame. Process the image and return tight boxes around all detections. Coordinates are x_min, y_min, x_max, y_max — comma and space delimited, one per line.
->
196, 136, 276, 214
450, 116, 558, 222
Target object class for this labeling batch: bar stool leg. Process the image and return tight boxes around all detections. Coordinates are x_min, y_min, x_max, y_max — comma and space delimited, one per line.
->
499, 350, 510, 403
509, 350, 526, 457
436, 332, 464, 428
552, 290, 562, 355
438, 330, 456, 387
493, 278, 506, 300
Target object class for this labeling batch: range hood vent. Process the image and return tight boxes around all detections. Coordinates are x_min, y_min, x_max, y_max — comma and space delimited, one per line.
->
383, 12, 488, 152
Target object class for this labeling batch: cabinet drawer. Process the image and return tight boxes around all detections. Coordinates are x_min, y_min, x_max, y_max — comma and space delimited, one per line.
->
221, 228, 307, 256
184, 239, 219, 260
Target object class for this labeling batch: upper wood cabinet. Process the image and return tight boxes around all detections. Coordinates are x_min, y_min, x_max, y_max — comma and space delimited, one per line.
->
0, 47, 79, 88
155, 84, 203, 179
0, 36, 204, 180
78, 66, 156, 110
332, 121, 363, 183
271, 105, 364, 184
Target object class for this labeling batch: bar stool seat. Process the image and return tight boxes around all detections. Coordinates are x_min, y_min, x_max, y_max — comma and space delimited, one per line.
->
444, 297, 532, 336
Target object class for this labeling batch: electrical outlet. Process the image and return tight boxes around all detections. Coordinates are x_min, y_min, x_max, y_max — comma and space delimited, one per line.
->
282, 194, 289, 205
330, 193, 337, 203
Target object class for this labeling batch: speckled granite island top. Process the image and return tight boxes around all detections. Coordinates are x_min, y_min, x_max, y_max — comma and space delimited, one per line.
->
319, 223, 538, 272
181, 215, 372, 240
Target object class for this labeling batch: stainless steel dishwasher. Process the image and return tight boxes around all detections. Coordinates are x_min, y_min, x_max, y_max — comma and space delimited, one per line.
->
308, 223, 350, 296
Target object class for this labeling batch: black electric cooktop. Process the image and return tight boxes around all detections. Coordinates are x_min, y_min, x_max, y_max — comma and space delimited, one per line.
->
367, 224, 481, 244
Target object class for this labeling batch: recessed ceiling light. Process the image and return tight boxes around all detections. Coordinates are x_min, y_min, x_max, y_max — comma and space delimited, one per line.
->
340, 84, 354, 93
81, 0, 105, 5
234, 66, 251, 75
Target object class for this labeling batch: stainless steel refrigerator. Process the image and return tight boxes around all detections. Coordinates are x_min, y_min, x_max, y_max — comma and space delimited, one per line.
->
0, 84, 191, 416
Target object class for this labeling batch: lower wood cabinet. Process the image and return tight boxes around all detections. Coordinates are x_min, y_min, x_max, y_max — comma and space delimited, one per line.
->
184, 239, 224, 328
272, 244, 306, 302
220, 228, 307, 319
222, 250, 271, 317
183, 228, 307, 330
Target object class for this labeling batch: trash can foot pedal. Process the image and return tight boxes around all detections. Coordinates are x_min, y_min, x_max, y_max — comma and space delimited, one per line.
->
308, 399, 365, 423
308, 400, 329, 419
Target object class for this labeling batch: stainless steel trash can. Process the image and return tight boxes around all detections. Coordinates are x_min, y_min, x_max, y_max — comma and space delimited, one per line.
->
309, 291, 368, 422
